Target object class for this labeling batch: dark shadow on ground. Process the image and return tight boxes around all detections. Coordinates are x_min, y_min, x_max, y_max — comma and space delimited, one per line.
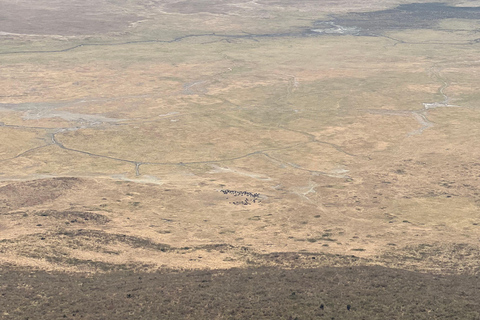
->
1, 265, 479, 319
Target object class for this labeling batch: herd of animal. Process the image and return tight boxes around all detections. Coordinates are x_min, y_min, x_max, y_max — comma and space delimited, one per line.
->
220, 189, 261, 205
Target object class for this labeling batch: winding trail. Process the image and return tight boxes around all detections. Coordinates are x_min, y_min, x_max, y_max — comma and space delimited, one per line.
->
51, 131, 140, 165
1, 27, 477, 56
363, 109, 433, 136
0, 100, 355, 178
372, 33, 480, 48
44, 125, 354, 178
0, 144, 51, 163
48, 129, 315, 175
0, 31, 309, 56
279, 126, 357, 157
262, 153, 329, 175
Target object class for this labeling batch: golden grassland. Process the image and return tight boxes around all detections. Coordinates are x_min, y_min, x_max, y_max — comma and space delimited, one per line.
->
0, 0, 479, 275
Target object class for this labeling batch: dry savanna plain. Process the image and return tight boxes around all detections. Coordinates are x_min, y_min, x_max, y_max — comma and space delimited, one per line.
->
1, 0, 480, 318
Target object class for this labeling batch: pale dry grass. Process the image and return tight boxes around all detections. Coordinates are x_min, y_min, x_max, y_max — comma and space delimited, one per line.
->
0, 0, 479, 274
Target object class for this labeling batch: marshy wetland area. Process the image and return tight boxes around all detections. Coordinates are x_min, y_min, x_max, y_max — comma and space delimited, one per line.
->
1, 0, 480, 318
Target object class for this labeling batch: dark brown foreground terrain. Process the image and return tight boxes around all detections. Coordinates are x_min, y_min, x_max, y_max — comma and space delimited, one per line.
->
1, 265, 479, 320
